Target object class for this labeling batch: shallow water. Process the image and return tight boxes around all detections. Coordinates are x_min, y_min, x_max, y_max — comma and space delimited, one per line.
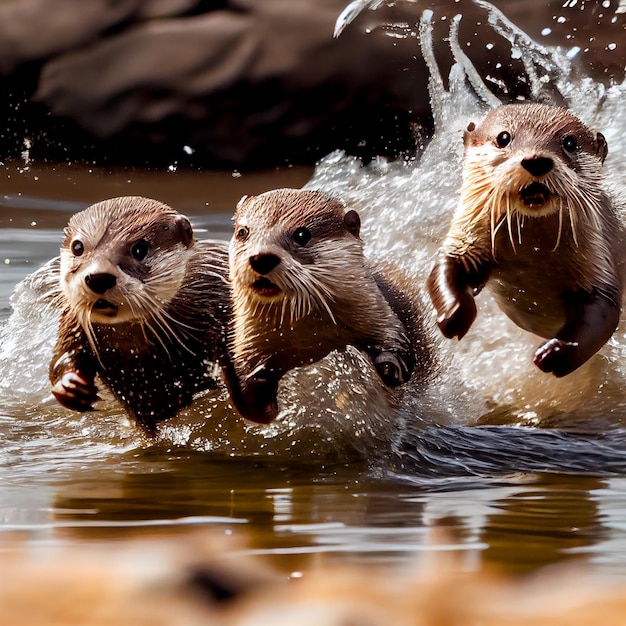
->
3, 0, 626, 583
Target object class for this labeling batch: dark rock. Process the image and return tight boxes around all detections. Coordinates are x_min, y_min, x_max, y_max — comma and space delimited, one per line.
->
0, 0, 623, 169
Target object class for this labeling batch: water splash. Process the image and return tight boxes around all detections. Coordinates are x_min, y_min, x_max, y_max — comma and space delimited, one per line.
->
311, 0, 626, 430
0, 258, 409, 459
0, 258, 60, 402
2, 0, 626, 469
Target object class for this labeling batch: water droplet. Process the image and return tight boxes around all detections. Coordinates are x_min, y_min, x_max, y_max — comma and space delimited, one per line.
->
541, 27, 552, 36
608, 42, 617, 50
566, 46, 581, 59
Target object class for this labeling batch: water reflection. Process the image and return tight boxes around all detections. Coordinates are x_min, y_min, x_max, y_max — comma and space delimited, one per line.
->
14, 452, 615, 577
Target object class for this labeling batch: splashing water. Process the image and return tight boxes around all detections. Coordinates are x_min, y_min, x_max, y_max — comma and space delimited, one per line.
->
311, 0, 626, 431
2, 1, 626, 471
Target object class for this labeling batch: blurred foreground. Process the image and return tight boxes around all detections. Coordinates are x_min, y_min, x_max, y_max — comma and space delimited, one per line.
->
4, 531, 626, 626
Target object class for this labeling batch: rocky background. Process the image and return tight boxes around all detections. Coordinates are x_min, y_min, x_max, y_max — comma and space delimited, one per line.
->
0, 0, 624, 169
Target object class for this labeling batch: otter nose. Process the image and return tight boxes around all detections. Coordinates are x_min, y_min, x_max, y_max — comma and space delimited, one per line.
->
85, 272, 117, 294
521, 156, 553, 177
249, 253, 280, 275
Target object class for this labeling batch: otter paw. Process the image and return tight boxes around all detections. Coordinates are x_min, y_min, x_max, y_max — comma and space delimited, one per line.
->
241, 375, 279, 424
533, 338, 579, 377
51, 372, 100, 411
436, 295, 477, 340
374, 351, 413, 387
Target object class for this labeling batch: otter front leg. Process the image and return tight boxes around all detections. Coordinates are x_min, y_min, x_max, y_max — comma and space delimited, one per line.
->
364, 337, 415, 388
373, 350, 414, 387
50, 353, 100, 411
534, 289, 621, 377
426, 254, 489, 340
49, 314, 100, 411
221, 359, 280, 424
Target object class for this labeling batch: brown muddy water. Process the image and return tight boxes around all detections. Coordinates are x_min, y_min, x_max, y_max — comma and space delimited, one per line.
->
2, 158, 626, 585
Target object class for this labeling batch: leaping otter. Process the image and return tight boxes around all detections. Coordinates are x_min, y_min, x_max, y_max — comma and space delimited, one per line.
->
227, 188, 432, 424
427, 103, 623, 377
49, 196, 232, 432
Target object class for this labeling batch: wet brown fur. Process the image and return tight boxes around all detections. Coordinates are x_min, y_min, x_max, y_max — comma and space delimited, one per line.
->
228, 188, 432, 423
49, 196, 232, 432
427, 103, 623, 377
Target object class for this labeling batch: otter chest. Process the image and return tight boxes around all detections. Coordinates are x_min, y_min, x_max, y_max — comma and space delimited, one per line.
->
489, 226, 587, 338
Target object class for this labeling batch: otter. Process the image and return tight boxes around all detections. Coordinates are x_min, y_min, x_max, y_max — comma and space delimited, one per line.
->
227, 188, 431, 424
427, 102, 623, 377
49, 196, 232, 432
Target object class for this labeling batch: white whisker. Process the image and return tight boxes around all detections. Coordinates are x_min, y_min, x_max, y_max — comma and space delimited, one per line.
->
506, 198, 517, 253
552, 203, 564, 252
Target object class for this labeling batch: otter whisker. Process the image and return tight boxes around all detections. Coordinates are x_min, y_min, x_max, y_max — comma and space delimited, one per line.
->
139, 292, 194, 358
280, 293, 289, 327
156, 307, 199, 355
81, 308, 104, 369
552, 203, 564, 252
140, 307, 177, 360
506, 196, 517, 253
293, 279, 315, 324
489, 198, 498, 253
307, 278, 337, 324
489, 198, 508, 256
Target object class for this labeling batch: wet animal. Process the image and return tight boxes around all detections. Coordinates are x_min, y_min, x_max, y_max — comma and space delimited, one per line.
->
49, 196, 231, 431
228, 188, 431, 423
427, 103, 623, 377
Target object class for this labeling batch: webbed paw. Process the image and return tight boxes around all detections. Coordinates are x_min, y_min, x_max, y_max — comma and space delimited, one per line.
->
51, 372, 101, 411
533, 338, 580, 377
240, 373, 279, 424
374, 350, 414, 387
435, 293, 477, 340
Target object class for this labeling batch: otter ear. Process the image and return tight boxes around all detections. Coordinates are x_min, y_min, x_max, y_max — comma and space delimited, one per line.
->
236, 195, 249, 210
463, 121, 476, 147
596, 132, 608, 164
344, 209, 361, 238
175, 214, 194, 248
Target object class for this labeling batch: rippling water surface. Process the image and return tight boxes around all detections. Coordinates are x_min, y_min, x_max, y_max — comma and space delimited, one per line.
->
2, 0, 626, 581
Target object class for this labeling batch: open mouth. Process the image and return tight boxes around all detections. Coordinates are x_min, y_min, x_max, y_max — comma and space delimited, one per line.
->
92, 299, 119, 316
519, 182, 552, 208
251, 277, 282, 299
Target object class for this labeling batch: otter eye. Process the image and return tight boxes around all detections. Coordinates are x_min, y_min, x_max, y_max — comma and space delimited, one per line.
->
293, 227, 311, 246
235, 225, 249, 241
71, 240, 84, 256
562, 135, 578, 153
131, 239, 149, 261
496, 131, 511, 148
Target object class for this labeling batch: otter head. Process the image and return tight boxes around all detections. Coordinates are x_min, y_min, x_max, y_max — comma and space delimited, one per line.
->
463, 103, 608, 220
229, 188, 363, 322
60, 196, 194, 328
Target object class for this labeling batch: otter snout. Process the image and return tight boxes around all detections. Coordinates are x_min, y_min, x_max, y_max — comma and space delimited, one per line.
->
249, 253, 280, 275
521, 156, 553, 177
85, 272, 116, 295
